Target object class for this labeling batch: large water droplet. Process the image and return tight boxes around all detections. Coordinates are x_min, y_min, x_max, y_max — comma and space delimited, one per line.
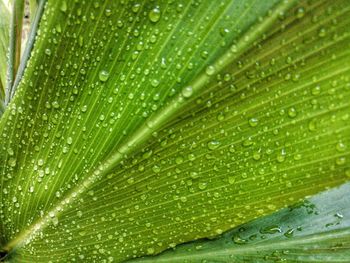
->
149, 8, 161, 23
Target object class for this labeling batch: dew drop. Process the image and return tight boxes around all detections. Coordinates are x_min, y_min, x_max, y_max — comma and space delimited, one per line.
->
198, 182, 207, 190
205, 65, 215, 76
181, 86, 193, 98
288, 107, 297, 118
8, 158, 16, 167
248, 117, 258, 127
207, 140, 220, 150
336, 141, 346, 152
99, 70, 109, 82
149, 8, 161, 23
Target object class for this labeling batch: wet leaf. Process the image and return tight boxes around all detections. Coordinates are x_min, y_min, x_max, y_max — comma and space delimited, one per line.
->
0, 0, 349, 262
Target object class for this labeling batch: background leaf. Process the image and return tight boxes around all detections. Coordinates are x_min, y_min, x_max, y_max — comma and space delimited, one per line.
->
132, 182, 350, 262
5, 0, 25, 105
0, 0, 349, 262
0, 0, 10, 109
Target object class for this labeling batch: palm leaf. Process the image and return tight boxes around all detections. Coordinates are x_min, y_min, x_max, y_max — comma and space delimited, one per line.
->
0, 0, 349, 262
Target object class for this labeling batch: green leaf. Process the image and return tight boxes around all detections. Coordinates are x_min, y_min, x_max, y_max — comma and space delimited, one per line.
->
0, 0, 349, 262
5, 0, 25, 105
0, 0, 10, 104
132, 182, 350, 262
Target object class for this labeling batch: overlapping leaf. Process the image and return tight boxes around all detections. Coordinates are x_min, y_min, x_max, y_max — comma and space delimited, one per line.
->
134, 182, 350, 262
0, 0, 10, 107
0, 0, 349, 262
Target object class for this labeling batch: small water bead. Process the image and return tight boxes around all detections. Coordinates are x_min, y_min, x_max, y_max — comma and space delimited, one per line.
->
260, 225, 282, 234
336, 156, 346, 165
67, 137, 73, 145
8, 158, 16, 167
207, 140, 220, 150
147, 247, 155, 255
232, 235, 248, 244
7, 148, 14, 156
248, 117, 258, 127
190, 171, 199, 179
336, 141, 346, 152
205, 65, 215, 76
81, 105, 87, 112
52, 101, 60, 109
346, 169, 350, 178
308, 119, 317, 131
45, 49, 51, 56
99, 70, 109, 82
277, 148, 286, 163
284, 228, 295, 238
132, 3, 141, 13
217, 113, 225, 121
60, 1, 67, 12
201, 50, 208, 59
296, 7, 305, 18
288, 107, 297, 118
242, 137, 253, 147
198, 182, 207, 190
104, 9, 112, 17
175, 156, 184, 164
152, 165, 160, 173
318, 27, 326, 37
149, 8, 161, 23
311, 85, 321, 95
151, 79, 159, 87
253, 151, 261, 160
228, 176, 235, 184
181, 86, 193, 98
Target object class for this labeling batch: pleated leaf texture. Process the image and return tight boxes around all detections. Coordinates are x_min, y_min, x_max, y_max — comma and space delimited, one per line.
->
0, 0, 350, 262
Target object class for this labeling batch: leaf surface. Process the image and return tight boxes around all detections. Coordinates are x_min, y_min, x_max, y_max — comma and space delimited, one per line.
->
0, 0, 349, 262
133, 182, 350, 262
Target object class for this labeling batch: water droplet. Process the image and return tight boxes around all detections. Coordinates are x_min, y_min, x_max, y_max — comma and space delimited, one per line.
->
284, 228, 294, 238
147, 247, 155, 255
7, 148, 14, 156
277, 148, 286, 162
151, 79, 159, 87
60, 1, 67, 12
205, 65, 215, 76
198, 182, 207, 190
45, 49, 51, 56
149, 8, 161, 23
190, 171, 199, 179
311, 85, 321, 95
181, 86, 193, 98
52, 101, 60, 109
105, 9, 112, 17
8, 158, 16, 167
288, 107, 297, 118
336, 142, 346, 152
67, 137, 73, 145
232, 234, 248, 244
152, 165, 160, 173
248, 118, 258, 127
207, 140, 220, 150
318, 27, 326, 37
295, 7, 305, 18
99, 70, 109, 82
260, 225, 282, 234
228, 176, 235, 184
336, 156, 346, 165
